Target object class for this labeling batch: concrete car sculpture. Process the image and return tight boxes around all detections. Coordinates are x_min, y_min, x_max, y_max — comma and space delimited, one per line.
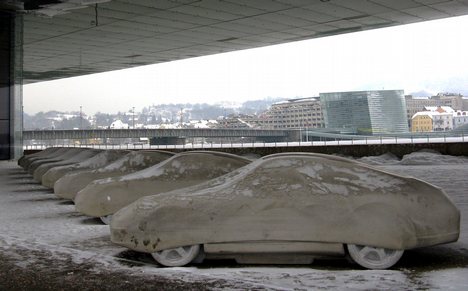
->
33, 149, 103, 182
28, 148, 87, 174
41, 150, 130, 188
21, 147, 71, 171
110, 153, 460, 270
54, 150, 175, 200
18, 147, 62, 169
74, 151, 251, 224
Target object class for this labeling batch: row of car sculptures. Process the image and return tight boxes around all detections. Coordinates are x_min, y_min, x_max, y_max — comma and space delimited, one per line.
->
18, 147, 460, 269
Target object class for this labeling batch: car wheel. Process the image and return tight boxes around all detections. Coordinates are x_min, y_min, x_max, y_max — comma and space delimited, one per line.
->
100, 215, 113, 225
151, 245, 201, 267
347, 244, 404, 269
192, 245, 206, 264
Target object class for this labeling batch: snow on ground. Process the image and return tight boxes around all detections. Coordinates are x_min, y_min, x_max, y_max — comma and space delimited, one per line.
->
424, 269, 468, 291
1, 151, 468, 290
358, 149, 468, 166
357, 152, 400, 165
399, 150, 468, 165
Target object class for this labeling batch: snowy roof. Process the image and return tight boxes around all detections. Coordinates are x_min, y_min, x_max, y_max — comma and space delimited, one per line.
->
110, 120, 129, 129
272, 97, 319, 105
158, 123, 182, 129
423, 106, 455, 113
412, 109, 456, 120
192, 123, 210, 129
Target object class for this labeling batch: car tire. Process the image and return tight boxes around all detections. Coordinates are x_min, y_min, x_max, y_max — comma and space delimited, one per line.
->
192, 245, 206, 264
347, 244, 404, 269
151, 244, 201, 267
100, 215, 113, 225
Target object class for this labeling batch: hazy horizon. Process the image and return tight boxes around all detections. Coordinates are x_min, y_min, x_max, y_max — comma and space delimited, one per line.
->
24, 15, 468, 115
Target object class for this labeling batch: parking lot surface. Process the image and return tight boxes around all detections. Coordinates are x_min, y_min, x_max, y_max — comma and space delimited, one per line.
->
1, 158, 467, 290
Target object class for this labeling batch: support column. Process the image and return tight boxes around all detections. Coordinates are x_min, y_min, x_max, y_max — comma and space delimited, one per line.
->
0, 11, 23, 160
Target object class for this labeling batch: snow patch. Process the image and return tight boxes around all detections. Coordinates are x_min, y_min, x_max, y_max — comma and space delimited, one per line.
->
242, 189, 254, 197
120, 167, 165, 181
400, 150, 468, 165
358, 152, 400, 165
262, 158, 299, 169
297, 164, 324, 180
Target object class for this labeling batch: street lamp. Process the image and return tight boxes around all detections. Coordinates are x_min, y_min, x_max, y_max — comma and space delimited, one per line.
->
179, 107, 183, 128
132, 106, 135, 129
80, 106, 83, 129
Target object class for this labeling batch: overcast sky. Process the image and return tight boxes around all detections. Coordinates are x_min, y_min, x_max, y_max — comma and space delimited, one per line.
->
24, 15, 468, 115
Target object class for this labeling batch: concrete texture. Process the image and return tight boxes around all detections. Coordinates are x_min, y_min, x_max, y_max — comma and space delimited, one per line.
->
74, 151, 251, 218
54, 150, 174, 200
111, 153, 459, 254
18, 147, 61, 168
28, 148, 87, 175
41, 150, 130, 188
33, 149, 103, 182
21, 147, 69, 170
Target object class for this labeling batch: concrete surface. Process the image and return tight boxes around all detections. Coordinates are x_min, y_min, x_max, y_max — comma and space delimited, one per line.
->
54, 150, 174, 200
41, 150, 130, 188
75, 151, 251, 217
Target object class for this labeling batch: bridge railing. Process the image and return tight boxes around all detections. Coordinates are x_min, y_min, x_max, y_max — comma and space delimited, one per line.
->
23, 132, 467, 151
23, 128, 290, 140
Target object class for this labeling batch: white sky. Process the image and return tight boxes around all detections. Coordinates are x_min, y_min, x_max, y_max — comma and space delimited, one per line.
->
24, 15, 468, 115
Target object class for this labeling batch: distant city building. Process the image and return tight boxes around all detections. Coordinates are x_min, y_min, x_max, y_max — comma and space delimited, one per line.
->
320, 90, 409, 134
405, 93, 467, 127
411, 113, 433, 132
187, 120, 218, 129
411, 106, 455, 133
424, 106, 455, 114
463, 98, 468, 111
109, 120, 129, 129
435, 93, 466, 109
453, 110, 468, 129
217, 114, 256, 129
259, 97, 323, 129
412, 106, 468, 132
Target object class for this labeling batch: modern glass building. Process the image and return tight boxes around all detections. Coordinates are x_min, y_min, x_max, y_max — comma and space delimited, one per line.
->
320, 90, 409, 134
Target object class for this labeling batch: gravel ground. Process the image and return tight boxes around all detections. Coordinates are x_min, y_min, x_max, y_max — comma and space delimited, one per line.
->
0, 247, 236, 291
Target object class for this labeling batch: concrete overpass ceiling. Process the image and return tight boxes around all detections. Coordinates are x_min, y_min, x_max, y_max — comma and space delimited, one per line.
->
10, 0, 468, 83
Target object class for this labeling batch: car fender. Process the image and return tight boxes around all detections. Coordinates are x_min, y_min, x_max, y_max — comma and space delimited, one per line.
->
346, 202, 417, 250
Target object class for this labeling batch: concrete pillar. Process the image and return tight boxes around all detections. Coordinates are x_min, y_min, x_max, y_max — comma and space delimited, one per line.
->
0, 11, 23, 160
